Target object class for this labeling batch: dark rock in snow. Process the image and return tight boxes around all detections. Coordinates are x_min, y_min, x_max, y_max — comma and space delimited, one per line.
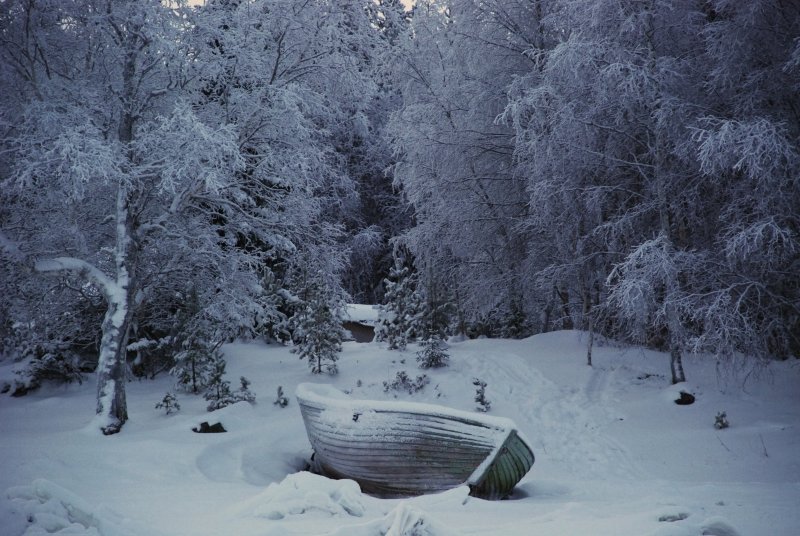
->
193, 421, 226, 433
674, 391, 696, 405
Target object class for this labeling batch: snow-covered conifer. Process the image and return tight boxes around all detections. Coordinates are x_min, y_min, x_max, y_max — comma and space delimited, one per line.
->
171, 338, 221, 395
292, 278, 346, 375
376, 260, 425, 350
203, 355, 257, 412
155, 393, 180, 415
416, 336, 450, 370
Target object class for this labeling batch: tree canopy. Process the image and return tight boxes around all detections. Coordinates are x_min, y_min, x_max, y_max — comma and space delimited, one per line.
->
1, 0, 797, 431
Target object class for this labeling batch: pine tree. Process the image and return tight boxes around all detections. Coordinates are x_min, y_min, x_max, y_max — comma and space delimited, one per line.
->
498, 300, 529, 339
416, 335, 449, 369
293, 280, 345, 375
171, 337, 220, 394
376, 261, 425, 350
203, 353, 232, 411
203, 353, 256, 411
155, 392, 181, 415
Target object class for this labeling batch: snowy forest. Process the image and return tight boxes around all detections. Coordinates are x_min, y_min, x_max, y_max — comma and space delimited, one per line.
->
1, 0, 799, 437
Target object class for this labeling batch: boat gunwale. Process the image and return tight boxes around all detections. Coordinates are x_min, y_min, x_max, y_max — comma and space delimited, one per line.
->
297, 382, 517, 433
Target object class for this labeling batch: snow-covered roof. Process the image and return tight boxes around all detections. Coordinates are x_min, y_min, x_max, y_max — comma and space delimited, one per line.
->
343, 303, 380, 325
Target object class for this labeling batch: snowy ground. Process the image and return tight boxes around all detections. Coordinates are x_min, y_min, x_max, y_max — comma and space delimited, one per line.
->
1, 330, 799, 535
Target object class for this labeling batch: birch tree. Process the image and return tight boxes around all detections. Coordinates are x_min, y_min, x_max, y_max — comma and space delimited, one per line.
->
2, 0, 286, 433
389, 0, 545, 333
685, 0, 800, 364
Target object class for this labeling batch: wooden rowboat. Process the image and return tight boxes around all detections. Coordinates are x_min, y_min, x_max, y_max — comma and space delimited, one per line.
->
296, 383, 534, 500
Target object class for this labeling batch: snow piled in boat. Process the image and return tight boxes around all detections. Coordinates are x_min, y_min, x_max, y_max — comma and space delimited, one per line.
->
296, 382, 518, 433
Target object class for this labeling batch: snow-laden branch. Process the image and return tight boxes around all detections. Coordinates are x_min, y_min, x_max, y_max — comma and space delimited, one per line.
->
35, 257, 118, 302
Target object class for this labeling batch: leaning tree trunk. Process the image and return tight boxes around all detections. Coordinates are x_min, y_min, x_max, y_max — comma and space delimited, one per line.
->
95, 188, 139, 434
34, 202, 138, 435
94, 28, 145, 434
95, 299, 132, 434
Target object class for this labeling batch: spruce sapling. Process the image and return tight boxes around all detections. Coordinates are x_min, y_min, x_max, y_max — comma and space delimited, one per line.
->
416, 336, 449, 369
473, 378, 491, 412
155, 392, 181, 415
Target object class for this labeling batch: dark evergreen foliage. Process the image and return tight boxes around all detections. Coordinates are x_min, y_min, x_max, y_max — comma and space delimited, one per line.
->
203, 355, 256, 412
376, 259, 425, 350
473, 379, 491, 412
291, 278, 345, 375
155, 392, 181, 415
416, 337, 449, 369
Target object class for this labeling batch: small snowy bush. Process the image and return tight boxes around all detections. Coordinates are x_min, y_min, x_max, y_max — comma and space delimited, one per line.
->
155, 392, 181, 415
714, 411, 730, 429
274, 386, 289, 408
473, 378, 491, 412
383, 370, 429, 394
12, 350, 84, 396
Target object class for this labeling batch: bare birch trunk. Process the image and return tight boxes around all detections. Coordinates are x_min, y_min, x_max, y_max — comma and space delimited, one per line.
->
95, 301, 130, 434
95, 188, 138, 434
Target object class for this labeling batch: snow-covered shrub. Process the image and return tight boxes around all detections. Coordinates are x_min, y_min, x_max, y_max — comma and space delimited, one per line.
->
11, 340, 85, 396
4, 301, 96, 395
155, 392, 180, 415
416, 336, 449, 369
714, 411, 730, 430
274, 385, 289, 408
473, 378, 491, 412
237, 377, 257, 403
383, 370, 429, 394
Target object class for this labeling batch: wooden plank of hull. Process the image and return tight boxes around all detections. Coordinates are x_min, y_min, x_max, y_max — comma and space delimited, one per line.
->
296, 383, 535, 499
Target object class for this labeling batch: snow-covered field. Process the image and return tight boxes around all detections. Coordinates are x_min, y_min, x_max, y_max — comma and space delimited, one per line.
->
1, 331, 798, 535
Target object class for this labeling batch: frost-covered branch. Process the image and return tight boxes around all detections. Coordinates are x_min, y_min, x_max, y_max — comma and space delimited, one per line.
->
35, 257, 118, 302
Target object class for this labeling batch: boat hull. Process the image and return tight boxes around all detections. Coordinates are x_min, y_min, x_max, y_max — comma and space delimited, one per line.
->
296, 383, 534, 499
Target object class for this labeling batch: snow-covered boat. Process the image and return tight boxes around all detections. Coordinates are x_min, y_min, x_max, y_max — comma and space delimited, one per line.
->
295, 383, 535, 499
